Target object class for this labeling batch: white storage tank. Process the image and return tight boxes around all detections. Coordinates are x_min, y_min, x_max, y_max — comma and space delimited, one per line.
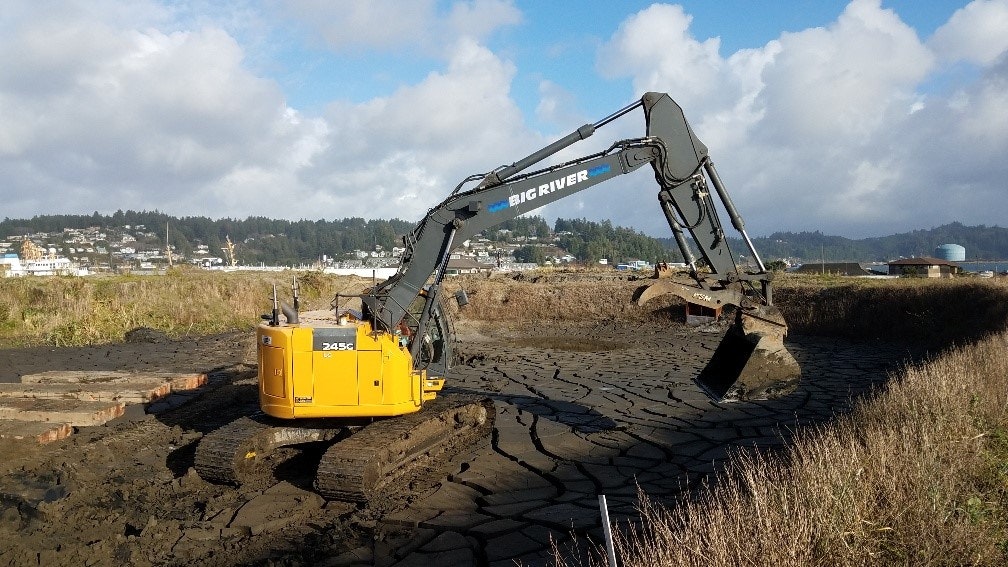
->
935, 243, 966, 262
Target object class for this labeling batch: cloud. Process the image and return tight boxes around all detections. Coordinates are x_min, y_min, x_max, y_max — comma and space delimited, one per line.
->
446, 0, 522, 40
280, 0, 520, 55
591, 0, 1008, 238
597, 4, 725, 113
299, 37, 537, 221
930, 0, 1008, 65
535, 80, 584, 128
0, 3, 325, 219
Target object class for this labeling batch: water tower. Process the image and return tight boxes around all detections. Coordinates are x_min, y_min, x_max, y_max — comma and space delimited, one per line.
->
935, 243, 965, 262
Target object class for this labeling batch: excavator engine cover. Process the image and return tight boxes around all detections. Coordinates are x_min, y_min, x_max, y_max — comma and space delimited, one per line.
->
697, 305, 801, 402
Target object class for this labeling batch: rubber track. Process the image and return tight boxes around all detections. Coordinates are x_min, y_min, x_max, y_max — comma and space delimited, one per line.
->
314, 394, 495, 502
194, 414, 344, 485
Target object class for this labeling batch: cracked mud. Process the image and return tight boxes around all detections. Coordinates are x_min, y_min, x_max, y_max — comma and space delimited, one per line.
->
0, 321, 910, 566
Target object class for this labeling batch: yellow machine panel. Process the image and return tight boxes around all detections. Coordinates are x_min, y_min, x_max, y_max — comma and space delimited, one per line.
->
257, 316, 443, 420
260, 344, 287, 399
312, 349, 359, 406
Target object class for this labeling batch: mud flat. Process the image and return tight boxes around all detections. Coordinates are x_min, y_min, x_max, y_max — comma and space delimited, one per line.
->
0, 314, 915, 567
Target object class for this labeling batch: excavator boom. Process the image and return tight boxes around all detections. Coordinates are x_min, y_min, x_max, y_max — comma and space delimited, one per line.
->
366, 92, 800, 400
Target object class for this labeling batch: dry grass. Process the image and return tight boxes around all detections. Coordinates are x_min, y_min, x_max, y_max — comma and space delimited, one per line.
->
605, 328, 1008, 566
548, 275, 1008, 566
776, 274, 1008, 347
443, 272, 679, 326
0, 268, 373, 347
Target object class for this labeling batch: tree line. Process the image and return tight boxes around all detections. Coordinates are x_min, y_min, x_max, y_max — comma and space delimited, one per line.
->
2, 211, 1005, 266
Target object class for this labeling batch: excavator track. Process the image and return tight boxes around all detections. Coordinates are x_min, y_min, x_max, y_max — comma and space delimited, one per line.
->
194, 413, 346, 486
314, 394, 495, 502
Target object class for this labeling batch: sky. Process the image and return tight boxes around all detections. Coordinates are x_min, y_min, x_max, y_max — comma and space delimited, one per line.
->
2, 0, 1006, 239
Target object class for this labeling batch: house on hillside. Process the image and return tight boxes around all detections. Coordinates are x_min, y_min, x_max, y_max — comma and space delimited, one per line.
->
445, 258, 493, 276
887, 256, 962, 278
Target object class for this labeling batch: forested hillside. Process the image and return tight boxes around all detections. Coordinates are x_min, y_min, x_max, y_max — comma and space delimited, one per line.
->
2, 211, 1005, 266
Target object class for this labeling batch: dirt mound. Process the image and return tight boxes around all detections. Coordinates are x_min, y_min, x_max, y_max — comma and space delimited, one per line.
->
124, 327, 169, 344
443, 274, 686, 326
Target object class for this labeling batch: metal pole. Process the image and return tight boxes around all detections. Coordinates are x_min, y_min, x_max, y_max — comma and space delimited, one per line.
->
599, 494, 618, 567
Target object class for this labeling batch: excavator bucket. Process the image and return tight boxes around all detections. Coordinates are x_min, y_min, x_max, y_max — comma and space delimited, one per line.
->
635, 281, 801, 402
696, 305, 801, 402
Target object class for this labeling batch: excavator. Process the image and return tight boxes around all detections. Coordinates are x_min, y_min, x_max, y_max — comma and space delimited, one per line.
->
194, 92, 801, 503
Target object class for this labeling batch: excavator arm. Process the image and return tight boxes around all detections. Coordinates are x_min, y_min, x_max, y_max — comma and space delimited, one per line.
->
362, 92, 799, 400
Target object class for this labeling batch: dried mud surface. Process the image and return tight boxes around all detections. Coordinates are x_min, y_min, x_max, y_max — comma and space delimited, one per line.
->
0, 322, 914, 566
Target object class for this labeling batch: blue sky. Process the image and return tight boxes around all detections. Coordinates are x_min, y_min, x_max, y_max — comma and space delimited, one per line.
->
2, 1, 1006, 239
265, 1, 971, 116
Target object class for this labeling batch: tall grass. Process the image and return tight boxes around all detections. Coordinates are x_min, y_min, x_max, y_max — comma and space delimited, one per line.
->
606, 328, 1008, 566
0, 269, 372, 347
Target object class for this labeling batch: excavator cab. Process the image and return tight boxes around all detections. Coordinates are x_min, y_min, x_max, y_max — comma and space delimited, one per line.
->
404, 291, 452, 374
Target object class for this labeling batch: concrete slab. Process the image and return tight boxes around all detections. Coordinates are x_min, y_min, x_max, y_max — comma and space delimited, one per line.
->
0, 419, 73, 444
0, 398, 124, 426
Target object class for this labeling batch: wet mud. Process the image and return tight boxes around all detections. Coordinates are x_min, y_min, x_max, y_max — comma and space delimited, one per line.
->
0, 322, 912, 566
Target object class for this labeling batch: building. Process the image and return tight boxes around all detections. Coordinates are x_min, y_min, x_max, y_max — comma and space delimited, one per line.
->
0, 253, 88, 277
887, 256, 962, 278
0, 254, 22, 276
445, 258, 493, 275
792, 262, 873, 276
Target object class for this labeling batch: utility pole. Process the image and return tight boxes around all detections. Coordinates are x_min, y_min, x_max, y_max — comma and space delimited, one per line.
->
166, 222, 173, 267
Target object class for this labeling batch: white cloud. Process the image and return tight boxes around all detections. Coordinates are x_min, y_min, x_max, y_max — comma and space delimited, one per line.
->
535, 80, 583, 128
597, 4, 725, 113
0, 3, 325, 219
447, 0, 522, 40
2, 0, 1007, 245
302, 37, 537, 221
930, 0, 1008, 65
755, 0, 933, 144
281, 0, 436, 52
280, 0, 520, 55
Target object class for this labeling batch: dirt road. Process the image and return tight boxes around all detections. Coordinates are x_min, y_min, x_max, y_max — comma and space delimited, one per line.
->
0, 322, 907, 566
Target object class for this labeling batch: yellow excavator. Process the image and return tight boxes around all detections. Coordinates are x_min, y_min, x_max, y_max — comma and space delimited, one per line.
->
195, 92, 801, 502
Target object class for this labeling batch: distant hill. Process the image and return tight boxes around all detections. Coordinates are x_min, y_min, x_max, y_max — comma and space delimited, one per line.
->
2, 211, 1003, 266
746, 222, 1008, 263
652, 222, 1007, 265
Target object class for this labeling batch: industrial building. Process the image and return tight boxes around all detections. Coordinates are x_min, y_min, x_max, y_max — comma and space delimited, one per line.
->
934, 243, 966, 262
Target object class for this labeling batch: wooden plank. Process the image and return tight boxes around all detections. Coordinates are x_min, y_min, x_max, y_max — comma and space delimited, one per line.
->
21, 370, 140, 384
0, 380, 172, 404
0, 420, 73, 444
0, 398, 124, 426
22, 370, 207, 390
